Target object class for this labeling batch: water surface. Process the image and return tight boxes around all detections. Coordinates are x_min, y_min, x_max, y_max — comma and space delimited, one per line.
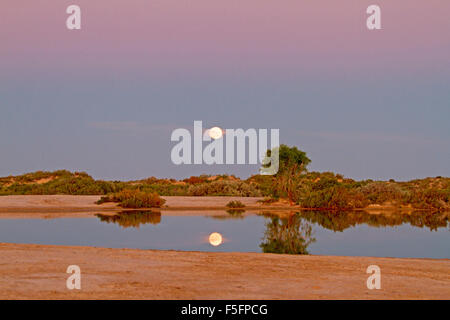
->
0, 210, 448, 258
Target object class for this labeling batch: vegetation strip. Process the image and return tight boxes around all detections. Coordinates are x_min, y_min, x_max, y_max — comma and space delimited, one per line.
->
1, 145, 448, 211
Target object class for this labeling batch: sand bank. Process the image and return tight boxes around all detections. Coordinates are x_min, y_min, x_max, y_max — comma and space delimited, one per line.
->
0, 243, 448, 300
0, 195, 439, 216
0, 195, 268, 213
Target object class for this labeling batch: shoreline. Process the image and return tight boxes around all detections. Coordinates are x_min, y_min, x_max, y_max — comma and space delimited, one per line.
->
0, 197, 448, 299
0, 243, 448, 299
0, 195, 444, 215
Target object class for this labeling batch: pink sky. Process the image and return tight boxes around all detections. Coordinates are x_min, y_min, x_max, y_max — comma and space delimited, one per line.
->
1, 1, 449, 181
1, 0, 449, 76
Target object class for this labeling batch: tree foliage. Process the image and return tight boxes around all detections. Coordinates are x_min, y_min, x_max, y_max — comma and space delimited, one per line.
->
262, 145, 311, 203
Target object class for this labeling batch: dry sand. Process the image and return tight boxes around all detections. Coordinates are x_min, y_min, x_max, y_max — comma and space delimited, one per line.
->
0, 195, 266, 213
0, 243, 448, 300
0, 195, 274, 219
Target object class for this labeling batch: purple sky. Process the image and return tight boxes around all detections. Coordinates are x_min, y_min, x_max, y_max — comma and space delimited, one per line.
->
1, 1, 449, 180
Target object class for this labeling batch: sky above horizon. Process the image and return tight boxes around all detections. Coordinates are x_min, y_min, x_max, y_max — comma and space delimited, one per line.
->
1, 1, 449, 181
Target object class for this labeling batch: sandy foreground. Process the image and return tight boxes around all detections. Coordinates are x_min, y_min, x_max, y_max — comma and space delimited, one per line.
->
0, 243, 448, 300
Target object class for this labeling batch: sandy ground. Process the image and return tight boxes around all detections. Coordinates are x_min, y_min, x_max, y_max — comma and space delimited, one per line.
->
0, 243, 448, 300
0, 195, 273, 219
0, 210, 264, 219
0, 195, 116, 211
0, 195, 267, 213
0, 195, 432, 215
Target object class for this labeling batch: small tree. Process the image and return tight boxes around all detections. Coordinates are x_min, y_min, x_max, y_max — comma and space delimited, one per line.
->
261, 145, 311, 204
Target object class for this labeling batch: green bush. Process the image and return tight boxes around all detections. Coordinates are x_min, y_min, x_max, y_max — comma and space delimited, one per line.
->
404, 188, 450, 210
1, 169, 449, 211
226, 200, 246, 208
0, 171, 129, 196
359, 182, 405, 204
140, 184, 189, 196
187, 180, 262, 197
97, 189, 166, 208
300, 186, 368, 209
257, 197, 279, 204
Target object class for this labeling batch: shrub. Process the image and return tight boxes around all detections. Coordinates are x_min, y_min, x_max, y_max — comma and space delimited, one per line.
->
0, 171, 128, 196
257, 197, 279, 204
404, 188, 450, 210
226, 200, 245, 208
183, 176, 209, 184
2, 170, 449, 211
187, 180, 262, 197
97, 189, 166, 208
246, 175, 274, 197
300, 186, 368, 209
140, 184, 189, 196
96, 196, 111, 205
359, 182, 405, 204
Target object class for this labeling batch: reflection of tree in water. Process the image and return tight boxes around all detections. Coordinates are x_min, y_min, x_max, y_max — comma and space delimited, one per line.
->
209, 209, 246, 220
297, 210, 449, 232
260, 214, 316, 255
227, 209, 245, 215
259, 210, 448, 254
96, 211, 161, 228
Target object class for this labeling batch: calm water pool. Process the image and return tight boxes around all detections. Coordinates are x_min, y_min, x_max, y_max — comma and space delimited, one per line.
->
0, 210, 448, 258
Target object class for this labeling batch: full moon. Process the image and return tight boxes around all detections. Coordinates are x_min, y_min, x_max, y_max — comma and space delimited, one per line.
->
208, 232, 223, 246
208, 127, 223, 140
